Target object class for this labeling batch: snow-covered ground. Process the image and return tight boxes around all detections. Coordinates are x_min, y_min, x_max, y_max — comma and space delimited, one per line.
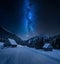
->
0, 45, 60, 64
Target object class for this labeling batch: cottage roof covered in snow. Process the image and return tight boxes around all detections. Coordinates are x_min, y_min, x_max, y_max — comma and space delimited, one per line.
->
43, 43, 53, 48
8, 38, 17, 45
0, 42, 4, 48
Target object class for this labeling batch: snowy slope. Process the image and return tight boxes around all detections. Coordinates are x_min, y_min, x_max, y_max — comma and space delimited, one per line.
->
0, 46, 60, 64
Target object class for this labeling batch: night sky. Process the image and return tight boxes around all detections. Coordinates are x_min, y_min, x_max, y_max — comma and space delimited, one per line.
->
0, 0, 60, 39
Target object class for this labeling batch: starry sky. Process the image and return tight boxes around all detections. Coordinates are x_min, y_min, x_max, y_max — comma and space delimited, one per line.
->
0, 0, 60, 39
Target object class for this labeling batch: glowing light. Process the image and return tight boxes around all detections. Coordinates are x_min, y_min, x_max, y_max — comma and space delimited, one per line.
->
21, 0, 35, 38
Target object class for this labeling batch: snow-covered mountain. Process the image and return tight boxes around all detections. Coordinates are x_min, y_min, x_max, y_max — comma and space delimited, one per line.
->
0, 26, 60, 49
0, 26, 24, 46
26, 34, 60, 49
